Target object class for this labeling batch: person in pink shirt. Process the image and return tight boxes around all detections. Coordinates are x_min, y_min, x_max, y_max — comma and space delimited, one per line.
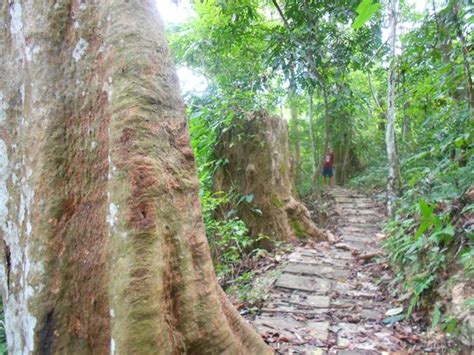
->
322, 147, 334, 186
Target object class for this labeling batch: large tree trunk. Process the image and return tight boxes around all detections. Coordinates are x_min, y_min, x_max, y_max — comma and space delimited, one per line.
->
214, 111, 326, 245
0, 1, 270, 354
386, 0, 401, 216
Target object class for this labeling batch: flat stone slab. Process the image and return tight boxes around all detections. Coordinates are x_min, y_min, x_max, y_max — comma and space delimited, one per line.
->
292, 294, 331, 308
335, 198, 373, 205
340, 209, 381, 216
288, 255, 350, 267
275, 274, 331, 293
340, 222, 382, 228
254, 316, 329, 341
336, 202, 374, 208
328, 250, 353, 260
345, 216, 382, 224
331, 299, 354, 309
277, 346, 328, 354
339, 226, 380, 234
284, 263, 352, 281
263, 293, 330, 314
331, 323, 367, 347
344, 240, 377, 253
306, 320, 330, 341
284, 262, 321, 275
254, 315, 303, 338
341, 234, 373, 244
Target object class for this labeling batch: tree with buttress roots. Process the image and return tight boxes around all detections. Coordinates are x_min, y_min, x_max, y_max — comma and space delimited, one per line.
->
0, 1, 270, 353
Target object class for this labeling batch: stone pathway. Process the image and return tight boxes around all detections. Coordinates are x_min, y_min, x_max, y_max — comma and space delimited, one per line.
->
251, 187, 421, 354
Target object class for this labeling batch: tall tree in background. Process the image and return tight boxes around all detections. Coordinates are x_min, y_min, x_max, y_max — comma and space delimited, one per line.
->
288, 69, 302, 184
450, 0, 473, 117
386, 0, 401, 216
0, 1, 269, 353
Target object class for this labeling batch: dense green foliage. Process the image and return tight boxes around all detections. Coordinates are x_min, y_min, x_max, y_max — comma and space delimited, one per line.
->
169, 0, 380, 282
167, 0, 473, 328
352, 0, 473, 329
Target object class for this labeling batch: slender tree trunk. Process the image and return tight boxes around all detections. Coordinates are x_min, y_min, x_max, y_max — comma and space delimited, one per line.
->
0, 1, 270, 354
341, 129, 352, 185
289, 102, 300, 177
386, 0, 401, 216
401, 68, 410, 143
451, 0, 473, 118
289, 71, 301, 184
321, 85, 331, 161
313, 85, 331, 187
308, 86, 319, 191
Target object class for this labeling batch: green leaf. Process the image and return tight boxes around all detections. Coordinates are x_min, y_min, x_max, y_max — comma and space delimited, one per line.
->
415, 220, 430, 239
431, 303, 441, 331
419, 199, 434, 219
352, 0, 381, 29
429, 225, 454, 244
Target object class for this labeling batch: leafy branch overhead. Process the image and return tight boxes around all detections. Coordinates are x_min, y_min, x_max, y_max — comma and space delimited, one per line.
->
352, 0, 381, 29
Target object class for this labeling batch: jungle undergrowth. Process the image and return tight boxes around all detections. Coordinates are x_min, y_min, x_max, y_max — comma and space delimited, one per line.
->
353, 133, 474, 335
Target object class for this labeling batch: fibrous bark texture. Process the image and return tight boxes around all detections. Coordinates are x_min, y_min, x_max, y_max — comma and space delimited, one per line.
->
214, 111, 326, 245
0, 1, 270, 354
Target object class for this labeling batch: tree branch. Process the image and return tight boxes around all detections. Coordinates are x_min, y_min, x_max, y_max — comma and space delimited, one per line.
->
270, 0, 291, 30
364, 37, 389, 69
366, 71, 384, 112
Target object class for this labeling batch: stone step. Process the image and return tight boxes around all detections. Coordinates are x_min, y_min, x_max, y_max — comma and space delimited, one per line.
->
340, 234, 374, 244
283, 262, 351, 279
274, 273, 332, 293
339, 209, 382, 216
344, 216, 383, 225
287, 257, 351, 268
254, 316, 330, 342
335, 198, 373, 204
338, 223, 382, 230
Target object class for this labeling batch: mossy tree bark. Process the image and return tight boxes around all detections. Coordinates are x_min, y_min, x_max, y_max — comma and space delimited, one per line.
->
214, 111, 326, 245
0, 1, 270, 354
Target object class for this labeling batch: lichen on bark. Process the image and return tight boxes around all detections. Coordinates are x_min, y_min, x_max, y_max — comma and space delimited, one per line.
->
0, 1, 270, 354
